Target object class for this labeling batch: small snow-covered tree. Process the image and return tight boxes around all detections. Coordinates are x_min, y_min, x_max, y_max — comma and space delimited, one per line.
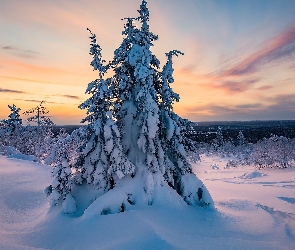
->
23, 101, 54, 127
45, 126, 89, 213
51, 0, 213, 214
46, 158, 77, 213
237, 130, 246, 147
23, 101, 55, 159
233, 130, 252, 166
0, 121, 4, 151
2, 104, 22, 133
291, 138, 295, 161
45, 127, 79, 167
0, 104, 23, 150
210, 126, 224, 156
216, 126, 224, 147
157, 50, 202, 195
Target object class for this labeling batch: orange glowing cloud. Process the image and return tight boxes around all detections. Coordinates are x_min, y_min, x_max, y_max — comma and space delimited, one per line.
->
0, 58, 69, 76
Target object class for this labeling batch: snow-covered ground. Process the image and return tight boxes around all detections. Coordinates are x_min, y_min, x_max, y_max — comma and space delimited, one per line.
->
0, 154, 294, 250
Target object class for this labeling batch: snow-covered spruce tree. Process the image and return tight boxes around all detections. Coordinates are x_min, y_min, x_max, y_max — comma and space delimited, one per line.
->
105, 2, 212, 208
78, 28, 135, 186
2, 104, 22, 133
181, 120, 201, 163
0, 121, 4, 151
54, 0, 212, 214
45, 126, 91, 213
50, 28, 136, 214
233, 130, 252, 166
237, 130, 246, 147
45, 158, 77, 213
216, 126, 224, 147
158, 50, 204, 203
1, 104, 23, 150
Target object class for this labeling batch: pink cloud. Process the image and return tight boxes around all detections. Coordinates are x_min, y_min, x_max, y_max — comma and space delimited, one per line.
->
255, 85, 273, 91
222, 24, 295, 77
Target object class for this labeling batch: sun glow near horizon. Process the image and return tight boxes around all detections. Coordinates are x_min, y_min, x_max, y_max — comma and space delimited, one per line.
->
1, 0, 295, 125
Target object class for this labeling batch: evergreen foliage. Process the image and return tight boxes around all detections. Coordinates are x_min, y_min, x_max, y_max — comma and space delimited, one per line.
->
23, 101, 54, 127
23, 101, 55, 159
2, 104, 22, 134
48, 0, 213, 213
253, 135, 293, 169
237, 131, 246, 147
0, 104, 23, 150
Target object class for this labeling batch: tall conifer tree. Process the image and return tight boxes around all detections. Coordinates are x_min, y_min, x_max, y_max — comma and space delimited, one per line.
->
49, 0, 213, 213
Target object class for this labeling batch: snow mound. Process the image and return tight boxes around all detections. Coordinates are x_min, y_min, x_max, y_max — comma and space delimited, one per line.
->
81, 172, 213, 218
3, 146, 39, 162
211, 164, 219, 170
241, 171, 267, 179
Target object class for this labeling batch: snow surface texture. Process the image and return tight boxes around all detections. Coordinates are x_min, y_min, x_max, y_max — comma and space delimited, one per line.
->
2, 146, 39, 162
0, 154, 295, 249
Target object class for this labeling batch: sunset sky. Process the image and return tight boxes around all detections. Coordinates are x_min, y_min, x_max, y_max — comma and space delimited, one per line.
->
1, 0, 295, 125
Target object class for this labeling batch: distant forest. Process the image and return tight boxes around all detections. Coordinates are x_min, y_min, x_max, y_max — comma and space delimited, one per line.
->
54, 120, 295, 145
190, 120, 295, 144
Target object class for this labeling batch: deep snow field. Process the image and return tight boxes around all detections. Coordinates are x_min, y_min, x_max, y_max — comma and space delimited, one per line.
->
0, 154, 294, 250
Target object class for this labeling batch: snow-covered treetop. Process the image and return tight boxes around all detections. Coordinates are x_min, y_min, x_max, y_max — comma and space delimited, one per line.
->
23, 101, 54, 126
79, 29, 113, 124
1, 104, 22, 132
8, 104, 22, 122
137, 0, 149, 23
87, 28, 108, 76
161, 50, 184, 111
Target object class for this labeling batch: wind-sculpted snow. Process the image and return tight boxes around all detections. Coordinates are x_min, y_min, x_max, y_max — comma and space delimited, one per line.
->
1, 154, 295, 249
3, 146, 39, 162
0, 155, 51, 249
240, 171, 267, 179
278, 197, 295, 205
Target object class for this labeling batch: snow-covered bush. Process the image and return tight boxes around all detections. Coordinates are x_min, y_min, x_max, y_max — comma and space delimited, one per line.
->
48, 0, 213, 214
237, 130, 246, 147
23, 101, 55, 160
253, 135, 293, 169
211, 164, 219, 170
48, 158, 77, 213
2, 145, 39, 162
0, 104, 23, 151
45, 127, 85, 167
291, 138, 295, 161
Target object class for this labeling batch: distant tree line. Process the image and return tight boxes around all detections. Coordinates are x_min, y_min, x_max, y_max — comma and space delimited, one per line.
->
188, 121, 295, 144
191, 126, 295, 169
0, 102, 68, 161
